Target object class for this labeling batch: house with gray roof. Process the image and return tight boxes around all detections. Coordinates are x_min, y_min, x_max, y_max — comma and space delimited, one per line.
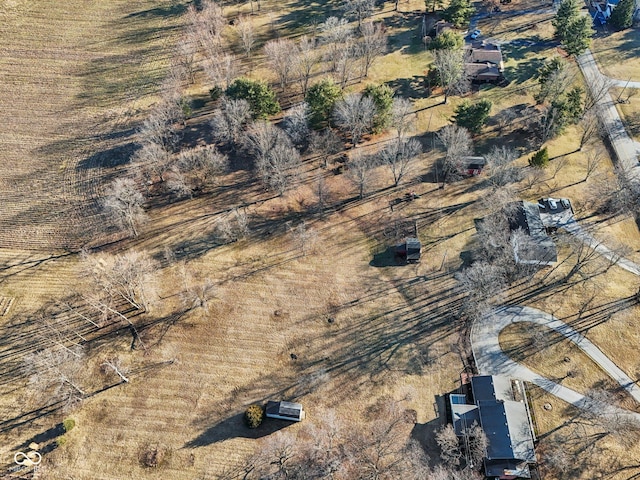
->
449, 375, 537, 479
507, 201, 557, 266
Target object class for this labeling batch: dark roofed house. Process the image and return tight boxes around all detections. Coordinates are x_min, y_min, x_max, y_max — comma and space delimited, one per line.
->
448, 375, 537, 479
508, 201, 557, 266
265, 401, 305, 422
465, 42, 505, 84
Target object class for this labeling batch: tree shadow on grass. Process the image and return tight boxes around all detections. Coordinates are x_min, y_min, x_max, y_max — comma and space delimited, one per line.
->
385, 76, 427, 99
370, 246, 405, 267
185, 413, 293, 447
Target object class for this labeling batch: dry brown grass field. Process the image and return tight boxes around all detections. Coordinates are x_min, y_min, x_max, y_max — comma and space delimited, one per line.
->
2, 0, 640, 479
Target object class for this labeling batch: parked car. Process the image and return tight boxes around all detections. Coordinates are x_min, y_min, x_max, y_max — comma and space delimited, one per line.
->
469, 29, 481, 39
548, 198, 558, 210
561, 198, 570, 209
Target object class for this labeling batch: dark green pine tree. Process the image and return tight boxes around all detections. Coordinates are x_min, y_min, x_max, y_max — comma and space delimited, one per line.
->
610, 0, 635, 30
552, 0, 581, 41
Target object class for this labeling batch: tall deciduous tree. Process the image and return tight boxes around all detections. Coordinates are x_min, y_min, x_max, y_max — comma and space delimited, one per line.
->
433, 48, 465, 103
235, 15, 256, 59
347, 151, 378, 198
320, 17, 353, 72
358, 21, 388, 78
334, 93, 377, 147
244, 122, 301, 194
103, 178, 147, 237
436, 124, 473, 185
391, 97, 415, 141
342, 0, 375, 27
281, 103, 311, 149
295, 36, 320, 95
264, 38, 297, 92
210, 98, 253, 148
379, 137, 422, 186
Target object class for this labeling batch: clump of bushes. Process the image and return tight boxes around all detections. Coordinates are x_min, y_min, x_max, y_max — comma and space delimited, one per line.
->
62, 418, 75, 432
139, 443, 169, 468
244, 404, 264, 429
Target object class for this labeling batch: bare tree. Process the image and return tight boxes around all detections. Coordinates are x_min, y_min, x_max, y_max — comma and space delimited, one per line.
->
346, 150, 378, 198
26, 345, 86, 408
103, 177, 147, 237
358, 21, 387, 78
578, 109, 601, 150
244, 121, 301, 194
132, 141, 174, 185
204, 53, 238, 90
192, 0, 226, 58
433, 48, 465, 103
175, 33, 199, 84
334, 93, 376, 147
102, 357, 130, 383
295, 35, 320, 95
391, 97, 414, 141
264, 38, 297, 92
215, 207, 250, 243
435, 424, 462, 467
235, 15, 256, 59
583, 146, 604, 181
211, 98, 253, 148
291, 221, 319, 256
320, 17, 353, 72
583, 69, 614, 113
168, 144, 228, 196
315, 175, 332, 213
281, 103, 310, 149
138, 100, 183, 151
310, 127, 344, 168
494, 107, 519, 135
485, 145, 522, 189
379, 137, 422, 186
464, 422, 488, 469
343, 0, 375, 27
436, 124, 473, 186
83, 250, 159, 313
334, 37, 359, 88
177, 263, 217, 312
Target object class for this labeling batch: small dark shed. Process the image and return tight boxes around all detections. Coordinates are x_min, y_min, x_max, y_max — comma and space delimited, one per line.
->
397, 238, 422, 262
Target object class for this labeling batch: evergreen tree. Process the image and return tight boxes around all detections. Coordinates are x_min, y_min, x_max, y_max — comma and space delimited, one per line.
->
306, 79, 343, 129
610, 0, 635, 30
442, 0, 475, 27
553, 0, 581, 41
226, 78, 280, 119
431, 30, 464, 50
564, 15, 594, 56
453, 99, 492, 134
363, 83, 394, 133
529, 147, 549, 168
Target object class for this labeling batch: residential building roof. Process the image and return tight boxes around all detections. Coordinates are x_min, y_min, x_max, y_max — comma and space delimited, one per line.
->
508, 201, 558, 265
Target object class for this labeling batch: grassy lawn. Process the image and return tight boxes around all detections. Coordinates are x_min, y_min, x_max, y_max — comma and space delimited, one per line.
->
611, 86, 640, 143
592, 28, 640, 81
500, 322, 640, 411
3, 0, 640, 479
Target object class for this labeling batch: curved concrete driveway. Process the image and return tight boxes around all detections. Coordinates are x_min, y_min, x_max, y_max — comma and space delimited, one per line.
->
472, 305, 640, 419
